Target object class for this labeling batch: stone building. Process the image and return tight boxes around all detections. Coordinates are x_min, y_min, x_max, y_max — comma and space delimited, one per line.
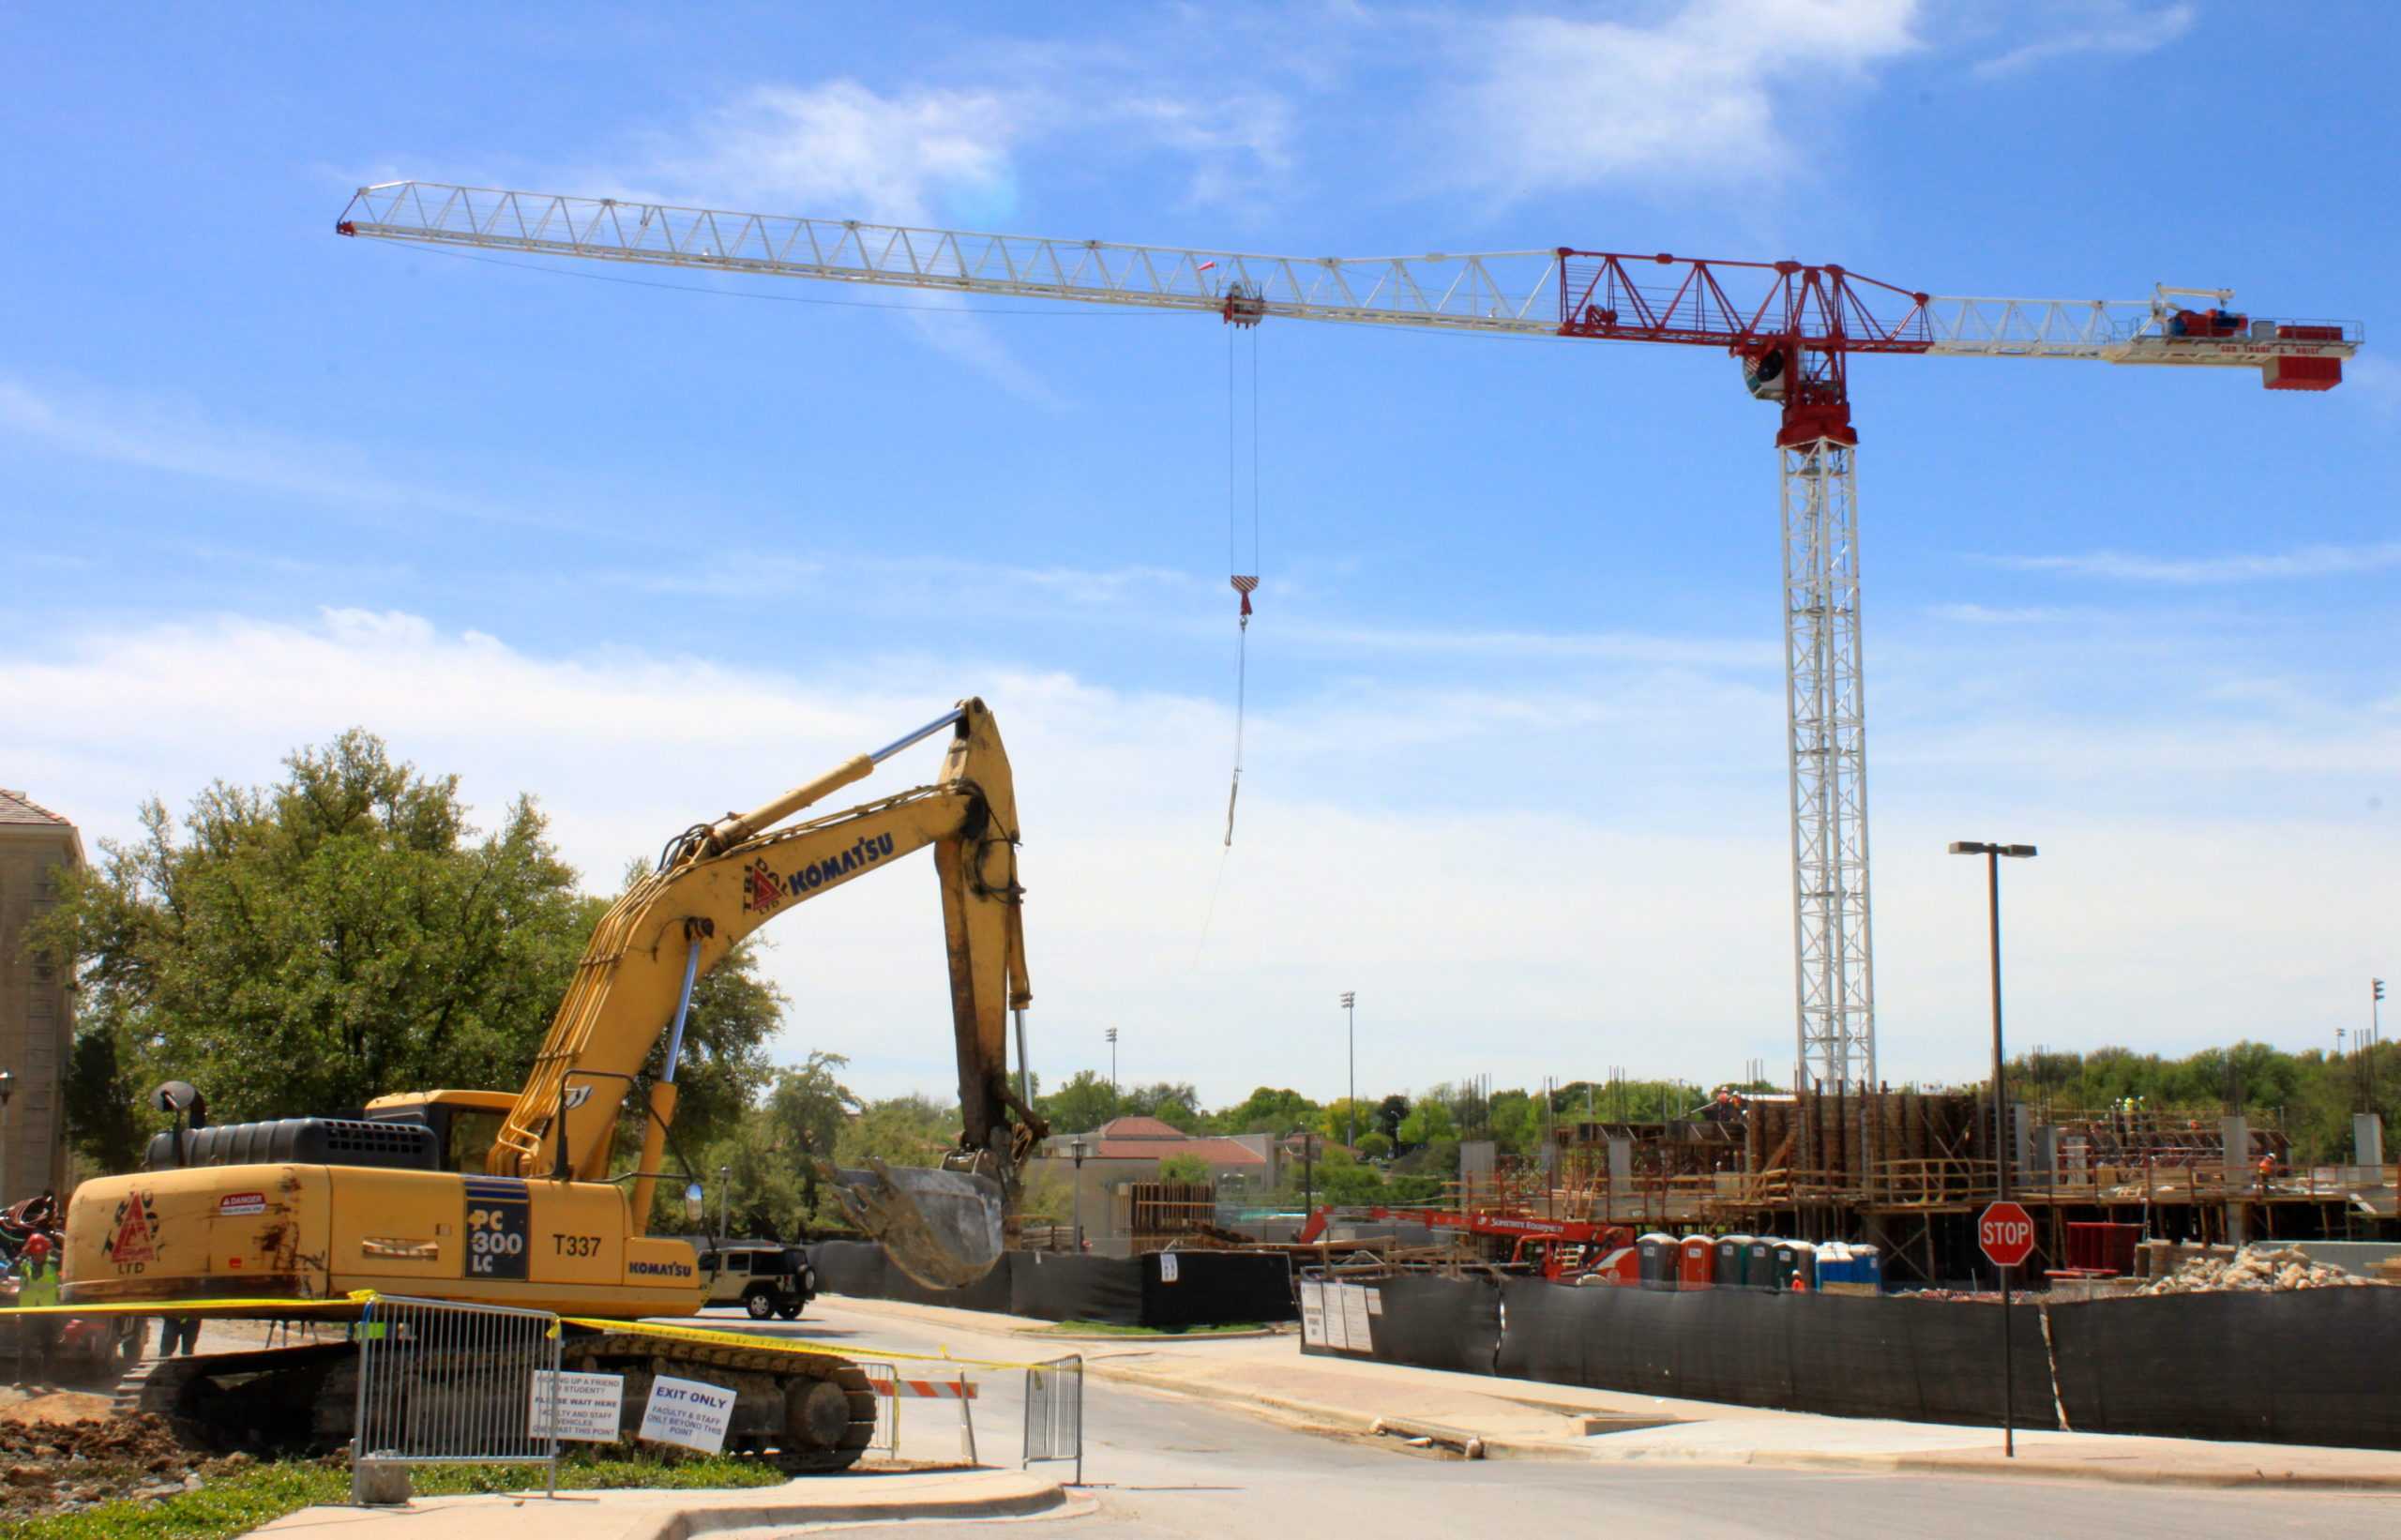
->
0, 788, 81, 1205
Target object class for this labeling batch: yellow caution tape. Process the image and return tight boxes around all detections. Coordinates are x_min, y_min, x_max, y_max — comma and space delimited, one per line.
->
0, 1293, 1049, 1370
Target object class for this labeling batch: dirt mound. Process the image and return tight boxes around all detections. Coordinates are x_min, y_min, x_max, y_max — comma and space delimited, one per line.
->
0, 1412, 250, 1520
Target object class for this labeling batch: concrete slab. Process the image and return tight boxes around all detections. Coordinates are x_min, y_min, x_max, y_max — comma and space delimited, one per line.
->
247, 1470, 1074, 1540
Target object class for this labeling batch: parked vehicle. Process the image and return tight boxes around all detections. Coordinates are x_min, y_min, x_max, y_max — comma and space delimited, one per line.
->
700, 1240, 818, 1320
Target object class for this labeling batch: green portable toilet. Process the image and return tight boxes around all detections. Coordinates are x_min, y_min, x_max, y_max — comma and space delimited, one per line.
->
1715, 1233, 1754, 1287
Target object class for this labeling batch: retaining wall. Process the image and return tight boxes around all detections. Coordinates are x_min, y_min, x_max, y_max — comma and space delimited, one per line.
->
808, 1242, 1294, 1328
1317, 1276, 2401, 1450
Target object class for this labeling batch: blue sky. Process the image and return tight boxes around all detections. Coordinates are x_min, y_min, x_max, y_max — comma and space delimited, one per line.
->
4, 1, 2395, 1105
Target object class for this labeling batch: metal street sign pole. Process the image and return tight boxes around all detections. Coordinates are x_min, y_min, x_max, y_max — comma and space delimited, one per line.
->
1987, 846, 2013, 1460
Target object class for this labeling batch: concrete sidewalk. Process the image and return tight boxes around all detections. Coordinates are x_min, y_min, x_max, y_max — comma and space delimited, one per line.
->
249, 1470, 1074, 1540
811, 1293, 2401, 1491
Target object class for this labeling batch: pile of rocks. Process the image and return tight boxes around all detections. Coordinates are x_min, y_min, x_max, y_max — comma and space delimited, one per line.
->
2137, 1244, 2378, 1295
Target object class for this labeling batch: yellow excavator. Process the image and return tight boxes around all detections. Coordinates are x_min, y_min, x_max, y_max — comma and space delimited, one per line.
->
60, 700, 1045, 1470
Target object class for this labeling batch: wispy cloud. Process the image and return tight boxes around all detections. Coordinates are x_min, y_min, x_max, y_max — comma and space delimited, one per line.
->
1984, 542, 2401, 584
1442, 0, 1923, 200
1925, 602, 2067, 625
1972, 1, 2195, 79
0, 375, 582, 534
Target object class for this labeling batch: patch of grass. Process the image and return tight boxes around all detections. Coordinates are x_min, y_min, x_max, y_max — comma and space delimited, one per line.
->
1037, 1319, 1271, 1336
11, 1451, 785, 1540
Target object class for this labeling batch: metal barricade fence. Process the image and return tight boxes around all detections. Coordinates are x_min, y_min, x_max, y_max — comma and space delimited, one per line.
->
351, 1294, 564, 1502
1021, 1353, 1082, 1485
859, 1360, 900, 1458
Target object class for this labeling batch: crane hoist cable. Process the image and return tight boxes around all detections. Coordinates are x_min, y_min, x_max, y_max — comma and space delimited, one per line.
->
1224, 311, 1261, 849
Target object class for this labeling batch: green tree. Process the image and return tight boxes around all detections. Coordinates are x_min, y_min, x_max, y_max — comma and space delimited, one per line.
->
1396, 1095, 1457, 1151
1374, 1094, 1411, 1141
1355, 1130, 1394, 1163
31, 731, 782, 1173
1156, 1152, 1210, 1184
1210, 1086, 1319, 1136
1036, 1069, 1121, 1135
836, 1094, 956, 1169
1120, 1080, 1204, 1131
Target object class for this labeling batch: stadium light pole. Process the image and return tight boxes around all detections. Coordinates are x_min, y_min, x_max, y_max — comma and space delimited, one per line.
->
1340, 993, 1357, 1149
1951, 838, 2036, 1460
1106, 1027, 1118, 1096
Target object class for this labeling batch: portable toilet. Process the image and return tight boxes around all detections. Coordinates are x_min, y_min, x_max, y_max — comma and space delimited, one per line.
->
1746, 1236, 1780, 1291
1771, 1240, 1817, 1292
1677, 1235, 1716, 1290
1849, 1245, 1883, 1292
1715, 1233, 1754, 1288
1815, 1241, 1853, 1287
1637, 1232, 1679, 1291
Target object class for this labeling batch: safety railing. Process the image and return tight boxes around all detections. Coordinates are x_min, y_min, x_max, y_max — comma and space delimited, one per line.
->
352, 1294, 563, 1502
858, 1361, 899, 1458
1021, 1353, 1083, 1485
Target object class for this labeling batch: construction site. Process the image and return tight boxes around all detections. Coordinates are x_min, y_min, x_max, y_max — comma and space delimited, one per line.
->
8, 11, 2401, 1536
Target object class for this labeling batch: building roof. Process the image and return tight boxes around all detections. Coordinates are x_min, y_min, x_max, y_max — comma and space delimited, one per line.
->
1095, 1115, 1186, 1141
0, 789, 73, 827
1092, 1134, 1266, 1166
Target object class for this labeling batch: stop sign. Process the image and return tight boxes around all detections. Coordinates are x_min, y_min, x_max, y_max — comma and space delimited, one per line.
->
1978, 1200, 2037, 1269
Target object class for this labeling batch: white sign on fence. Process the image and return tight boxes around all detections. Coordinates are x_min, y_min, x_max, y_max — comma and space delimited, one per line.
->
1299, 1280, 1328, 1348
638, 1374, 739, 1455
1322, 1284, 1352, 1352
528, 1371, 626, 1442
1340, 1284, 1373, 1349
1159, 1253, 1180, 1283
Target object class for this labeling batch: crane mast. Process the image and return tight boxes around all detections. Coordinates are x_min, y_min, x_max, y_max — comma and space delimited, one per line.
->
340, 181, 2360, 1104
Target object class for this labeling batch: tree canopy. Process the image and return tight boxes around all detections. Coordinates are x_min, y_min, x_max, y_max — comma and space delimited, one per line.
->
36, 731, 779, 1172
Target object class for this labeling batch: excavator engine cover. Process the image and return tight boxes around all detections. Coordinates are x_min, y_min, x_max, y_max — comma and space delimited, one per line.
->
825, 1159, 1006, 1291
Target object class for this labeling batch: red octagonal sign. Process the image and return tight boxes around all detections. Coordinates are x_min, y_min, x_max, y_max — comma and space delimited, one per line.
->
1978, 1200, 2037, 1269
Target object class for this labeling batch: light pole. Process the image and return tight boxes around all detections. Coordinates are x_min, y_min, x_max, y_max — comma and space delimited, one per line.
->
1950, 838, 2035, 1459
1068, 1137, 1090, 1253
1105, 1028, 1118, 1096
717, 1164, 732, 1243
1339, 993, 1356, 1149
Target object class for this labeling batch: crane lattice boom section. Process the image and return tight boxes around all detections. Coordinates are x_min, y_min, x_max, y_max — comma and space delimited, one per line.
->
340, 181, 2359, 378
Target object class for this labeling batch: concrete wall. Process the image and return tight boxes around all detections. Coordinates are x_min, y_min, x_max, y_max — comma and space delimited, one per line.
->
0, 813, 80, 1205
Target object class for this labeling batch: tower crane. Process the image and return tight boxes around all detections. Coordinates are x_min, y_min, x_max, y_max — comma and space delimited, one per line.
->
337, 181, 2361, 1101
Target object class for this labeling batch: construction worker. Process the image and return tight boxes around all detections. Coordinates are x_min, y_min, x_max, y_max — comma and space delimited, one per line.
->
12, 1234, 60, 1385
2257, 1154, 2276, 1193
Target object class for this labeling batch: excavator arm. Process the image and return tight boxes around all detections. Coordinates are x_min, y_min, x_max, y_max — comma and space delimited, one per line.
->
492, 698, 1042, 1285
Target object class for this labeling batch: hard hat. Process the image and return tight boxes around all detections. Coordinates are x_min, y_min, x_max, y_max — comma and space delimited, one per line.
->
24, 1234, 53, 1257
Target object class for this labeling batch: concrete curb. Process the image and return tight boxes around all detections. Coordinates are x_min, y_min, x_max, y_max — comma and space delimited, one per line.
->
1090, 1362, 2401, 1491
1013, 1327, 1289, 1343
634, 1476, 1078, 1540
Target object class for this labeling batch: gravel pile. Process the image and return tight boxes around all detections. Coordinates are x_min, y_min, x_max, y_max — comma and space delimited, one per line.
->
0, 1412, 251, 1520
2137, 1244, 2379, 1295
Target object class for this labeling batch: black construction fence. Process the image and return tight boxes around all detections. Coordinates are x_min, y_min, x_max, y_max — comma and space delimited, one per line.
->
1311, 1276, 2401, 1451
807, 1241, 1295, 1329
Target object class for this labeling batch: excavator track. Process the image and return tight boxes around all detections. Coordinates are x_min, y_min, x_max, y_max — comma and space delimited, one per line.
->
112, 1330, 874, 1473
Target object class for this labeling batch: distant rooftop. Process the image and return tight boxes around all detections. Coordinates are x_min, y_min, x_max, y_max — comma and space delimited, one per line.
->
0, 789, 73, 827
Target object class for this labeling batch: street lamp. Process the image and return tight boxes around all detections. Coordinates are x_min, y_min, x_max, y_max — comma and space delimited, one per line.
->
1105, 1028, 1118, 1095
1339, 993, 1356, 1150
1068, 1137, 1090, 1253
1951, 838, 2035, 1461
717, 1164, 732, 1243
1949, 840, 2037, 1201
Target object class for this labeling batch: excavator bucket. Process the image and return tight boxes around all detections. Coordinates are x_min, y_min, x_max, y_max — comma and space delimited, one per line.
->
823, 1159, 1006, 1291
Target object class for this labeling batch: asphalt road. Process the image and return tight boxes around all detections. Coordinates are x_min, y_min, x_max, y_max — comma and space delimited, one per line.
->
698, 1300, 2395, 1538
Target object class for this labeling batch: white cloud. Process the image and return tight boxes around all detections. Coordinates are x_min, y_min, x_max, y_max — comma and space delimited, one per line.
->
6, 607, 2393, 1105
1971, 1, 2195, 79
1985, 541, 2401, 583
0, 375, 578, 534
1445, 0, 1923, 199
